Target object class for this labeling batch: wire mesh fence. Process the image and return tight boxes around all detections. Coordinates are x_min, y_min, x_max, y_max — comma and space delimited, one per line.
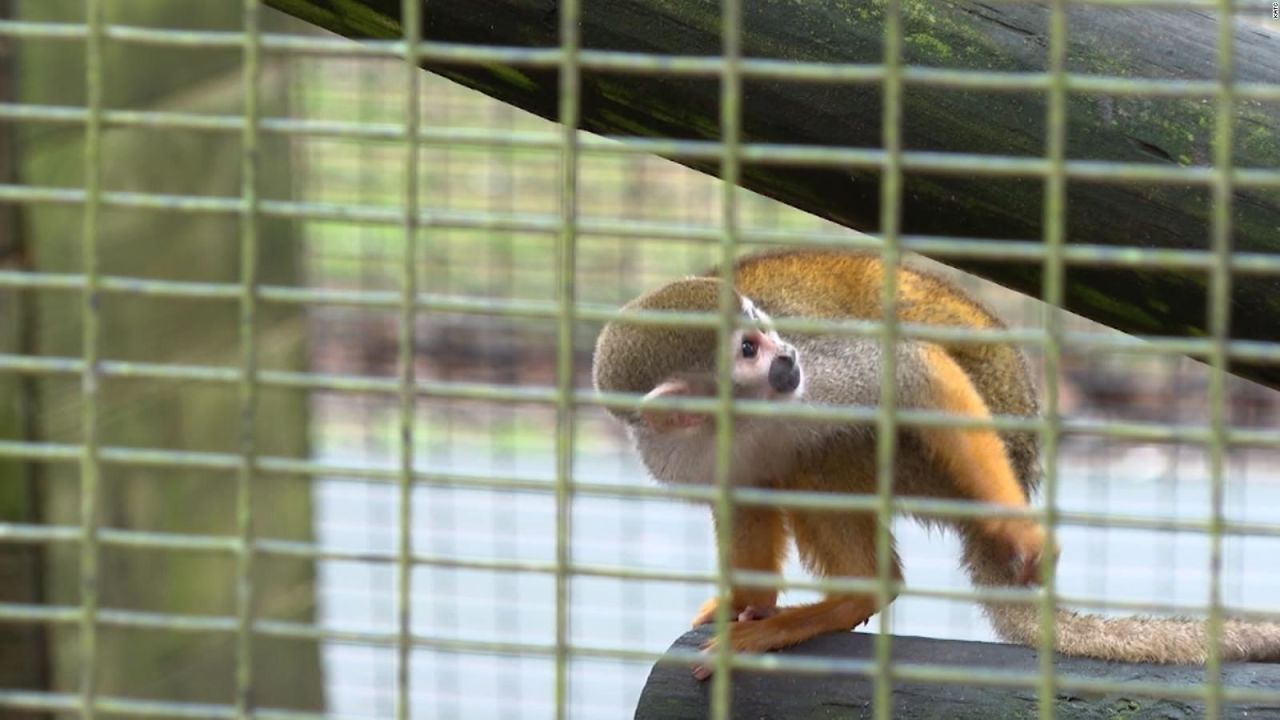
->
0, 1, 1277, 719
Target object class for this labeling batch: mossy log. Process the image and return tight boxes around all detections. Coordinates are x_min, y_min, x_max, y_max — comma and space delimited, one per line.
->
266, 0, 1280, 388
636, 628, 1280, 719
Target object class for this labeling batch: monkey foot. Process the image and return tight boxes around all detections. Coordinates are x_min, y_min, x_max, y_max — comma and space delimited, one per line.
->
691, 636, 731, 682
692, 597, 877, 680
690, 597, 778, 628
737, 604, 778, 622
689, 600, 783, 678
691, 614, 785, 680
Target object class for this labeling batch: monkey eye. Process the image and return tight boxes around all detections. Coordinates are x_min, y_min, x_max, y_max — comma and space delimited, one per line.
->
740, 338, 758, 359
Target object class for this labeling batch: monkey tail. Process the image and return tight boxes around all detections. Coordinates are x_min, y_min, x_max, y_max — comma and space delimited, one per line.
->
961, 530, 1280, 664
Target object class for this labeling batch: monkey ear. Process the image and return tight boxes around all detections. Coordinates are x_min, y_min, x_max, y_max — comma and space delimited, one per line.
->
640, 379, 708, 433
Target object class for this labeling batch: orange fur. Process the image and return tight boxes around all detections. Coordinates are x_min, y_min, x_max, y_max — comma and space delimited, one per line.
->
915, 345, 1026, 509
913, 345, 1046, 577
597, 249, 1280, 673
691, 506, 789, 626
727, 249, 1041, 486
694, 512, 898, 677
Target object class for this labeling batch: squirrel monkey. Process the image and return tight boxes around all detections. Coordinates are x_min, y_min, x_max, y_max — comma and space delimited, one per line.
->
592, 248, 1280, 677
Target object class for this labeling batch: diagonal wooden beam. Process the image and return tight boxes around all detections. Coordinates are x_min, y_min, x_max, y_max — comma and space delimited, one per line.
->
267, 0, 1280, 389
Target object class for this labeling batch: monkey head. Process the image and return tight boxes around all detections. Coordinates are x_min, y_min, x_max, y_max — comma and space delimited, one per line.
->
592, 277, 803, 438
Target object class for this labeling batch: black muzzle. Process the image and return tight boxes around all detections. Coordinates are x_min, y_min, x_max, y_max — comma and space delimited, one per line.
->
768, 354, 801, 394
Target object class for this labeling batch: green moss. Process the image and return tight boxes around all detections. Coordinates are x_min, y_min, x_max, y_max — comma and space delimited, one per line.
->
742, 166, 830, 208
436, 69, 507, 101
1105, 697, 1142, 718
264, 0, 402, 39
0, 374, 30, 520
902, 0, 1022, 68
1238, 106, 1280, 166
1068, 284, 1163, 331
329, 0, 402, 36
1077, 39, 1136, 77
598, 108, 662, 137
648, 0, 721, 36
906, 32, 953, 60
482, 63, 539, 93
594, 78, 720, 139
1089, 96, 1216, 167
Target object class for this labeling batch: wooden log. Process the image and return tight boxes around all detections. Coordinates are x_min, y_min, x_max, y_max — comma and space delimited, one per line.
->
636, 628, 1280, 719
265, 0, 1280, 389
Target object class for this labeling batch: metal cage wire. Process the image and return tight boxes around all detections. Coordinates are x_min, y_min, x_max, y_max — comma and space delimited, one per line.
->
0, 1, 1275, 719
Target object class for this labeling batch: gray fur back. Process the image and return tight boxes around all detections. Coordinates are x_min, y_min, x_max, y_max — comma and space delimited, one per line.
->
793, 335, 931, 412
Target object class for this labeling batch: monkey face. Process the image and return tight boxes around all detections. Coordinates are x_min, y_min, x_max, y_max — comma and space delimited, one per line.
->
635, 324, 803, 435
733, 327, 801, 398
596, 281, 806, 437
732, 298, 803, 400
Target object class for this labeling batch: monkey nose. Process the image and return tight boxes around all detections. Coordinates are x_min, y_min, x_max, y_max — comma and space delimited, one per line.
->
769, 355, 801, 394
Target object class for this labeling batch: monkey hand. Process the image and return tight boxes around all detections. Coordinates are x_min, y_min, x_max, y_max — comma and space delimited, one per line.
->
980, 517, 1055, 585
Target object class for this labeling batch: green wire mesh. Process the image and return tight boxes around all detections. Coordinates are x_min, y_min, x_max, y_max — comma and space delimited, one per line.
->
0, 2, 1275, 719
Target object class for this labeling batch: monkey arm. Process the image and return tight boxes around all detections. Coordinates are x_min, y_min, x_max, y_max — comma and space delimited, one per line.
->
690, 505, 789, 628
693, 511, 901, 680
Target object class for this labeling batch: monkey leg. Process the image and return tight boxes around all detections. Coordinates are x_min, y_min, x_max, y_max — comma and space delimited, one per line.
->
915, 344, 1047, 584
691, 505, 789, 628
693, 511, 900, 680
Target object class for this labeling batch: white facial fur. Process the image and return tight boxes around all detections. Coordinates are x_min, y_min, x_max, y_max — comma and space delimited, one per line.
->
731, 298, 805, 400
